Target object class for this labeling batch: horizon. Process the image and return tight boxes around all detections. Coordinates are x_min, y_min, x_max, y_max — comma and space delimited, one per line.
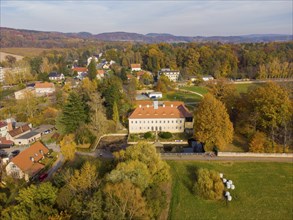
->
1, 1, 292, 36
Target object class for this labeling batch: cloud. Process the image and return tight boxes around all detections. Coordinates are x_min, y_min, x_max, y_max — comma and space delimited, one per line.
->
1, 0, 292, 36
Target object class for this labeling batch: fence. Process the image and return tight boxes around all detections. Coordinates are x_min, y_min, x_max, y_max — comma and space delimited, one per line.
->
217, 152, 293, 158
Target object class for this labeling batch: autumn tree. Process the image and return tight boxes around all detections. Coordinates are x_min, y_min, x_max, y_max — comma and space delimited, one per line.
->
249, 131, 267, 153
194, 94, 234, 150
194, 168, 224, 200
249, 83, 292, 148
60, 134, 76, 161
103, 180, 148, 220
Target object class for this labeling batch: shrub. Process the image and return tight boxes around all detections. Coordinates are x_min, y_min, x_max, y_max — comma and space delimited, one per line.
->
144, 132, 153, 139
194, 168, 224, 200
159, 132, 172, 139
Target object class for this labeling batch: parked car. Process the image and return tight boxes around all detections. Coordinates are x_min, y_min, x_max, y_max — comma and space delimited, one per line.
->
10, 150, 20, 157
39, 173, 48, 182
0, 150, 8, 157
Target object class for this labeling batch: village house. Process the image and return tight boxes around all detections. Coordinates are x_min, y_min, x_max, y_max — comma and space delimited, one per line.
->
48, 72, 65, 81
158, 68, 180, 82
128, 100, 193, 134
35, 82, 55, 96
87, 56, 99, 66
148, 92, 163, 99
202, 75, 214, 81
96, 70, 105, 79
5, 141, 49, 181
131, 64, 141, 72
72, 67, 88, 78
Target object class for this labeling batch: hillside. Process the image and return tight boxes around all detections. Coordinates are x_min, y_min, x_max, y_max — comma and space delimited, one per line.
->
0, 27, 292, 48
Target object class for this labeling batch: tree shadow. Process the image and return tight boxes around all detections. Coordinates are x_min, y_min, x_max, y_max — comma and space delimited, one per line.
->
182, 164, 200, 194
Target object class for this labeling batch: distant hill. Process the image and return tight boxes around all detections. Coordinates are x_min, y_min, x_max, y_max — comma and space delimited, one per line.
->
0, 27, 292, 48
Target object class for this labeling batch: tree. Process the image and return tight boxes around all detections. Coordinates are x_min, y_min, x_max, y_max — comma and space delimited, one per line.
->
56, 91, 87, 134
249, 131, 267, 153
60, 134, 76, 161
103, 180, 148, 220
88, 58, 97, 81
194, 168, 224, 200
112, 101, 119, 130
194, 94, 234, 150
10, 183, 58, 220
249, 83, 292, 146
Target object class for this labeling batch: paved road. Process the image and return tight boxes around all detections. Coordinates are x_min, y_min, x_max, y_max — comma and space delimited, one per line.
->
46, 152, 64, 180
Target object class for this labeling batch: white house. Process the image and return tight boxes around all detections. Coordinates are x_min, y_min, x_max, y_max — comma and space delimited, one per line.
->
131, 64, 141, 72
128, 101, 193, 134
35, 82, 55, 96
202, 75, 214, 81
158, 69, 180, 82
148, 92, 162, 99
6, 123, 32, 142
48, 72, 65, 81
87, 56, 99, 66
6, 141, 49, 181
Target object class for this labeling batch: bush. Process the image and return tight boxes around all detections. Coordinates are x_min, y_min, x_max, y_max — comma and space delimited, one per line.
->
194, 168, 224, 200
159, 132, 172, 139
144, 132, 153, 139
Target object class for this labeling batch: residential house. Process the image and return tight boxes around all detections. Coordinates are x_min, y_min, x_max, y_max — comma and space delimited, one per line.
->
87, 56, 99, 66
128, 100, 193, 134
96, 70, 105, 80
202, 75, 214, 81
0, 121, 8, 137
131, 64, 141, 72
72, 67, 88, 79
0, 137, 14, 148
5, 141, 49, 181
35, 82, 55, 96
158, 69, 180, 82
6, 123, 32, 143
14, 87, 36, 100
148, 92, 163, 99
48, 72, 65, 81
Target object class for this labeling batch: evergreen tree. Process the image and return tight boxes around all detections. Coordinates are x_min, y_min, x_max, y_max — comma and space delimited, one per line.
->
56, 91, 87, 134
88, 58, 97, 81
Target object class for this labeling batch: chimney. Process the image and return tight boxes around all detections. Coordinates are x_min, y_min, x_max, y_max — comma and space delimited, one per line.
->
147, 105, 149, 108
154, 100, 158, 110
30, 157, 35, 162
6, 118, 13, 131
171, 104, 173, 108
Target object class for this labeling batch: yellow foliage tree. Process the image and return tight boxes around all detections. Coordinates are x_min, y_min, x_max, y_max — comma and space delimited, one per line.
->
60, 134, 76, 161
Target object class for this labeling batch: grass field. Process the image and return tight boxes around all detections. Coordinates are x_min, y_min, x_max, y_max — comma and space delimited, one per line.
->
164, 90, 203, 103
0, 47, 65, 57
168, 161, 293, 220
181, 86, 209, 95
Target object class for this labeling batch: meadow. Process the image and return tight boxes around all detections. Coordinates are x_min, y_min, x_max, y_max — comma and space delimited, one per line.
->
168, 161, 293, 220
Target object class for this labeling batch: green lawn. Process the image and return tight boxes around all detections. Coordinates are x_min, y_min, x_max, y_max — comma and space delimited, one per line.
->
235, 83, 261, 93
168, 161, 293, 220
181, 86, 209, 95
164, 90, 202, 103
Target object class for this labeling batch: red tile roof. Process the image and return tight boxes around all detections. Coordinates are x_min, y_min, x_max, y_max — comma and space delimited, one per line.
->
73, 67, 87, 72
129, 101, 192, 119
131, 64, 141, 69
35, 82, 54, 89
11, 141, 49, 175
136, 71, 145, 76
8, 124, 31, 137
0, 137, 14, 145
97, 70, 105, 75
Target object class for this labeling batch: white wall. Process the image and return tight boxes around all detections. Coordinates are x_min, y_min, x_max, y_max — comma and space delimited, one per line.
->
129, 118, 185, 133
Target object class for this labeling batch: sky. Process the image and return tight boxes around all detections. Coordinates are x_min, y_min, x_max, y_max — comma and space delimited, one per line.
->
1, 0, 292, 36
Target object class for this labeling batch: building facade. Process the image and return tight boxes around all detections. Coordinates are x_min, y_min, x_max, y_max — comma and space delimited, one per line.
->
35, 82, 55, 96
158, 68, 180, 82
128, 101, 193, 134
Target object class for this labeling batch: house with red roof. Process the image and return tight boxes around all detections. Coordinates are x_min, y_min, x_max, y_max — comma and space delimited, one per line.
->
128, 100, 193, 133
5, 141, 49, 181
35, 82, 55, 96
131, 64, 141, 72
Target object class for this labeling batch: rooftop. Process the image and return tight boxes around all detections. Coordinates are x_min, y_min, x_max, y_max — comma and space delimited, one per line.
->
35, 82, 55, 89
8, 124, 31, 137
11, 141, 49, 174
129, 101, 192, 119
15, 131, 40, 140
131, 64, 141, 69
